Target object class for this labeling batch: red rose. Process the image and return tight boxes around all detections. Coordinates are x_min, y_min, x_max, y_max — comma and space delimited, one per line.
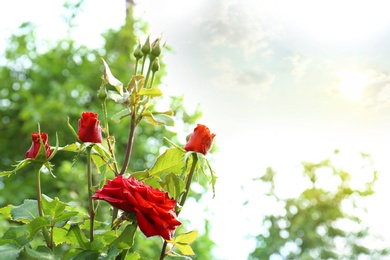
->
26, 132, 52, 159
92, 175, 181, 240
184, 124, 216, 155
77, 112, 102, 143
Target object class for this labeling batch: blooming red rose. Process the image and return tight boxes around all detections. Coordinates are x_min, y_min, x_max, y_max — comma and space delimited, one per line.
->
77, 112, 102, 143
26, 132, 52, 159
92, 175, 181, 240
184, 124, 216, 155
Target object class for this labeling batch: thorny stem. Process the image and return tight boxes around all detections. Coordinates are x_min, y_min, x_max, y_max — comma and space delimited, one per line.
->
159, 153, 199, 260
86, 146, 95, 242
34, 164, 52, 249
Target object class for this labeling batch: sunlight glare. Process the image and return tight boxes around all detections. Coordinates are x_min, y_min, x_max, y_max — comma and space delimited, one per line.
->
335, 70, 369, 100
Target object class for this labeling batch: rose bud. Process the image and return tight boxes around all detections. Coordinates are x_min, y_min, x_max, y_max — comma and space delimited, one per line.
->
184, 124, 216, 155
26, 132, 52, 159
77, 112, 102, 143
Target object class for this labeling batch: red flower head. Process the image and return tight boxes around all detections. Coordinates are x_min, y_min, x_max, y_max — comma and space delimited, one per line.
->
77, 112, 102, 143
92, 175, 181, 240
26, 132, 52, 159
184, 124, 216, 155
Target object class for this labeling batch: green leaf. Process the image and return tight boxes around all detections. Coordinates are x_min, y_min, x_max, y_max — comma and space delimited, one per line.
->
160, 173, 186, 201
149, 148, 186, 177
58, 142, 81, 153
94, 230, 118, 245
111, 108, 130, 124
41, 195, 79, 227
24, 245, 59, 260
26, 216, 51, 239
101, 58, 123, 95
71, 250, 100, 260
172, 230, 198, 256
127, 75, 144, 93
176, 230, 198, 244
111, 222, 137, 249
41, 196, 65, 220
52, 227, 72, 246
90, 237, 105, 251
0, 205, 12, 219
107, 90, 126, 103
54, 212, 79, 227
67, 224, 89, 250
91, 143, 111, 161
132, 148, 186, 179
99, 245, 120, 260
0, 243, 22, 259
175, 243, 195, 256
142, 110, 174, 126
2, 226, 30, 246
125, 252, 141, 260
138, 87, 162, 97
11, 200, 39, 224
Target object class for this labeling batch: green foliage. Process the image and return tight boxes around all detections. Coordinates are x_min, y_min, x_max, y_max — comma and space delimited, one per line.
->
249, 152, 389, 259
0, 1, 214, 259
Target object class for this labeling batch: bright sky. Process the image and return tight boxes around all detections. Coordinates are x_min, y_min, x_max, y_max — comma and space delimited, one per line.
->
2, 0, 390, 259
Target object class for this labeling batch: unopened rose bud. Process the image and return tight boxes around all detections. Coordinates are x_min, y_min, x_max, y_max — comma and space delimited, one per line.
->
151, 38, 162, 58
141, 36, 151, 56
133, 42, 143, 60
151, 58, 160, 73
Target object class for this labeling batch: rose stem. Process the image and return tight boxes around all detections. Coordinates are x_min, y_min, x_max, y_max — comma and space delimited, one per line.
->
111, 104, 137, 226
159, 153, 198, 260
86, 146, 95, 242
34, 164, 52, 249
119, 103, 137, 176
102, 98, 120, 175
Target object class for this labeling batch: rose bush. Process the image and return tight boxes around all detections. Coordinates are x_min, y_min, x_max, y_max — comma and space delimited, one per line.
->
0, 36, 216, 259
184, 124, 216, 155
25, 132, 52, 159
93, 175, 181, 240
77, 112, 102, 143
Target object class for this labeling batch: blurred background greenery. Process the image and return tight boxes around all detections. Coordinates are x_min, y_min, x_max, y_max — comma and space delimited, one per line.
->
1, 1, 389, 259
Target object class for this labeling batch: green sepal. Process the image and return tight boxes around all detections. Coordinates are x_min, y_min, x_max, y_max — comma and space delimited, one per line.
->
67, 117, 81, 142
0, 159, 32, 177
101, 58, 123, 95
184, 152, 217, 198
